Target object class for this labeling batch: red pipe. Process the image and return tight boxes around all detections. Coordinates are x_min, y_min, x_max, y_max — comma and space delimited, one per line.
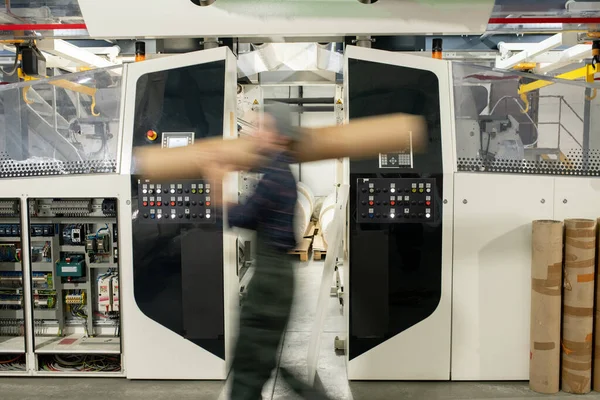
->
489, 17, 600, 25
0, 23, 87, 31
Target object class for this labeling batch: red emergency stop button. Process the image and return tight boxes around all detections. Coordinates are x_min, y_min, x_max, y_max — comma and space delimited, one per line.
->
426, 201, 431, 206
142, 201, 148, 207
146, 130, 158, 141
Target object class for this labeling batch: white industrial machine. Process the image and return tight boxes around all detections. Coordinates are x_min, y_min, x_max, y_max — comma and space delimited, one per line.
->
0, 48, 240, 378
1, 0, 599, 384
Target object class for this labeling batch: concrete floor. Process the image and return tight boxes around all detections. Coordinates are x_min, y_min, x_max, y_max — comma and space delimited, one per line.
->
2, 260, 599, 399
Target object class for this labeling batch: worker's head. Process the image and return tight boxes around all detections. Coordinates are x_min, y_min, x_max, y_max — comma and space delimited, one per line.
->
255, 103, 300, 154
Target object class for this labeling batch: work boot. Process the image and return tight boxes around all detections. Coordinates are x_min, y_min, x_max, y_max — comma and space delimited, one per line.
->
279, 367, 333, 400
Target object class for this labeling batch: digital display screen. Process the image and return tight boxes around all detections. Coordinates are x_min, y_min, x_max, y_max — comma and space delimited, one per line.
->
167, 137, 189, 148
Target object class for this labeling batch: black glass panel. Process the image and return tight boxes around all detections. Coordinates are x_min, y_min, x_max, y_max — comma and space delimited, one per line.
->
130, 61, 226, 359
348, 59, 443, 360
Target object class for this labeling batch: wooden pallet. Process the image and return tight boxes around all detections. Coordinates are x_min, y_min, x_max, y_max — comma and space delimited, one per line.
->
288, 237, 313, 262
313, 234, 327, 261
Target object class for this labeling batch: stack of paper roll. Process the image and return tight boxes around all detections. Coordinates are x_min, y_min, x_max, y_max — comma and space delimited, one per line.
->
295, 182, 315, 243
319, 193, 337, 247
530, 220, 563, 394
562, 219, 596, 394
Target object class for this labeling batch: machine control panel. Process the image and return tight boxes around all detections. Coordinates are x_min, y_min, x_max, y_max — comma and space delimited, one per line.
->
357, 178, 437, 223
379, 151, 412, 169
137, 179, 215, 224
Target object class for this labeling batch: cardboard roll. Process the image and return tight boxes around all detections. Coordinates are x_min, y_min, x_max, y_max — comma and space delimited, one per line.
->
133, 113, 427, 185
295, 182, 315, 243
319, 193, 336, 247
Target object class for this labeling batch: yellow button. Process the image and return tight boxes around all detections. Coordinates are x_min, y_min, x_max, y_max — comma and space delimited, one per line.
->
412, 189, 417, 193
419, 188, 424, 193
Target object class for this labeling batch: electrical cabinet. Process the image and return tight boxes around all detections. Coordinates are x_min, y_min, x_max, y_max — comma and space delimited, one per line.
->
0, 199, 27, 374
28, 197, 121, 374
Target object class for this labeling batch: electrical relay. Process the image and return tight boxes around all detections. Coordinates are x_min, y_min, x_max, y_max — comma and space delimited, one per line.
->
56, 255, 85, 277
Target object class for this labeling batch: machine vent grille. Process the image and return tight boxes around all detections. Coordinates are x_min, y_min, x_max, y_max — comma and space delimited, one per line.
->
458, 149, 600, 177
0, 155, 117, 178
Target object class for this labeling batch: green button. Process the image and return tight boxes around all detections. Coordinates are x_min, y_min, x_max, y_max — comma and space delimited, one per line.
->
191, 189, 197, 194
199, 189, 204, 194
412, 188, 417, 193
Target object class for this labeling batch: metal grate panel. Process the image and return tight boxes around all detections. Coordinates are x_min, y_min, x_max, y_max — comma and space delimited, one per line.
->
0, 153, 117, 178
457, 149, 600, 177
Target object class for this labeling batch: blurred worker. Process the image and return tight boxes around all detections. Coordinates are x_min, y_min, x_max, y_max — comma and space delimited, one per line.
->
225, 107, 331, 400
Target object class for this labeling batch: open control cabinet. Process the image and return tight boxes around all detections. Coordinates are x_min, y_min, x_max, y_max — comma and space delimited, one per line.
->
27, 197, 122, 375
0, 199, 27, 374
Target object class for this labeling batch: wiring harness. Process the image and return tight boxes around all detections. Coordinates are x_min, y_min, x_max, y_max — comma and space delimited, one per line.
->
0, 354, 26, 372
39, 354, 120, 372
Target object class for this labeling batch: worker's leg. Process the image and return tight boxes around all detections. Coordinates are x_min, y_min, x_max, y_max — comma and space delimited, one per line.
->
230, 242, 295, 400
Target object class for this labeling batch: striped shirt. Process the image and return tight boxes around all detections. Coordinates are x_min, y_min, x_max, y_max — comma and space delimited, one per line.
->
228, 151, 298, 252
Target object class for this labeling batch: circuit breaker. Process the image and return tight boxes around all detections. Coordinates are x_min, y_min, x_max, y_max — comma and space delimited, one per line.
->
356, 178, 437, 223
137, 180, 215, 223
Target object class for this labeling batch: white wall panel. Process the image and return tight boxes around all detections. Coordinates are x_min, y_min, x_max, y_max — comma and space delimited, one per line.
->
452, 173, 554, 380
554, 176, 600, 220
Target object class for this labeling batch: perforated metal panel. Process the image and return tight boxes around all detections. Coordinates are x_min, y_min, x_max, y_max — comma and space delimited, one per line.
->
0, 153, 117, 178
458, 149, 600, 177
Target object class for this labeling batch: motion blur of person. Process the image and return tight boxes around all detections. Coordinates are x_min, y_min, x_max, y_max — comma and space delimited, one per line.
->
226, 106, 332, 400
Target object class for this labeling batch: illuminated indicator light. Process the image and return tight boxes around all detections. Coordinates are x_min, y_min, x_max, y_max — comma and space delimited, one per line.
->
426, 201, 431, 206
390, 214, 395, 219
412, 188, 417, 193
369, 188, 374, 194
419, 189, 424, 193
368, 201, 374, 206
390, 201, 396, 206
199, 189, 204, 194
150, 214, 155, 219
142, 201, 148, 207
205, 201, 211, 207
170, 201, 176, 206
142, 189, 148, 194
157, 201, 162, 206
426, 213, 431, 219
146, 130, 158, 141
157, 214, 162, 219
206, 214, 211, 219
191, 189, 197, 194
171, 214, 176, 219
150, 201, 155, 206
426, 188, 431, 193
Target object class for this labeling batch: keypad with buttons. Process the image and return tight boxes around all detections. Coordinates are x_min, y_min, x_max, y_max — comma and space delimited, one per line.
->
357, 178, 436, 224
138, 180, 215, 224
